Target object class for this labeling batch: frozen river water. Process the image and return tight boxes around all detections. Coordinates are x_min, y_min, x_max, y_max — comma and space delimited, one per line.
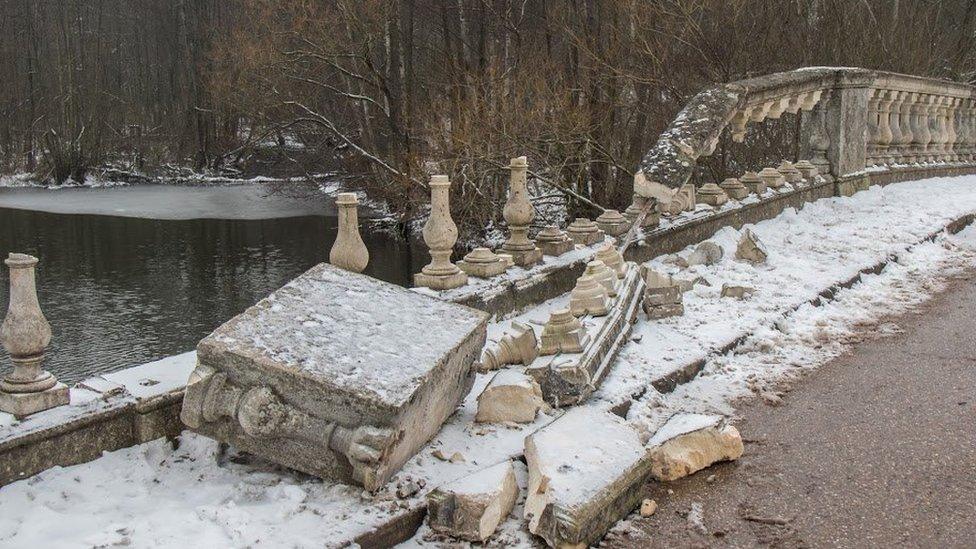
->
0, 184, 422, 384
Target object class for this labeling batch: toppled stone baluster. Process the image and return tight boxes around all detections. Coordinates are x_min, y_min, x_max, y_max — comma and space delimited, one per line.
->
0, 254, 69, 417
329, 193, 369, 273
535, 225, 575, 256
458, 247, 511, 279
477, 321, 538, 372
415, 175, 468, 290
539, 309, 589, 355
499, 156, 543, 267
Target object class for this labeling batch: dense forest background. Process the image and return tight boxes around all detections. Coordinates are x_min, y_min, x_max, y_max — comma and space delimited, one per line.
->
2, 0, 976, 234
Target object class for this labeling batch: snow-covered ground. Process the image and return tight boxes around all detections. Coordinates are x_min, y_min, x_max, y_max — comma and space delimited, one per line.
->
2, 176, 976, 548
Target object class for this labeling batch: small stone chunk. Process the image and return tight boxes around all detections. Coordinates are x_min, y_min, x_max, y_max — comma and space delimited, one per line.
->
696, 183, 729, 207
476, 369, 546, 423
721, 284, 756, 299
566, 218, 605, 246
524, 407, 653, 548
595, 243, 626, 278
735, 229, 769, 264
777, 161, 803, 186
758, 167, 786, 190
478, 321, 539, 372
427, 461, 519, 542
539, 309, 589, 355
584, 260, 617, 297
569, 274, 610, 317
647, 413, 744, 481
643, 267, 684, 319
667, 183, 696, 214
685, 240, 723, 266
458, 247, 510, 278
719, 177, 750, 200
794, 160, 819, 182
739, 171, 767, 195
536, 225, 575, 256
596, 209, 631, 237
640, 499, 658, 517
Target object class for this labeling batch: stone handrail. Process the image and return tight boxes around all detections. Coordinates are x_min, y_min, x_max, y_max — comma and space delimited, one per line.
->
633, 67, 976, 201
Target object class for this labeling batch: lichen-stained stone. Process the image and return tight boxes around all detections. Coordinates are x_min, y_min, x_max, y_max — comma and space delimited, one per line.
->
427, 460, 519, 542
524, 407, 652, 548
647, 413, 744, 481
181, 263, 489, 492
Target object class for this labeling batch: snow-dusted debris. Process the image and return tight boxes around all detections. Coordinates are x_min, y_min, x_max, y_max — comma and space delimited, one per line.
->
475, 370, 546, 424
647, 413, 743, 481
425, 460, 519, 542
523, 407, 652, 548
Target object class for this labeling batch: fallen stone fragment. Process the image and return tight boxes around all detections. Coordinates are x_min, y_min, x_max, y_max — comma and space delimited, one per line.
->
478, 321, 538, 372
640, 499, 658, 517
181, 263, 489, 492
432, 449, 466, 463
476, 370, 547, 424
720, 284, 756, 299
647, 413, 744, 481
735, 229, 768, 264
426, 460, 519, 542
524, 407, 653, 548
686, 241, 723, 266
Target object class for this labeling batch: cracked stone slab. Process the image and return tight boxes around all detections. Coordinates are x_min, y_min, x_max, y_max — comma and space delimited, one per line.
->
524, 406, 653, 548
647, 413, 744, 481
426, 460, 519, 542
181, 263, 489, 491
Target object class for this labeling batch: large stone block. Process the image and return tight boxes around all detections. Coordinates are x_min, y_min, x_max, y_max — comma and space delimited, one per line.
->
181, 263, 489, 491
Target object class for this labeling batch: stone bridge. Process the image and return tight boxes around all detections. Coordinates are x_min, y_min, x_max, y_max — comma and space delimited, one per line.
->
2, 66, 976, 548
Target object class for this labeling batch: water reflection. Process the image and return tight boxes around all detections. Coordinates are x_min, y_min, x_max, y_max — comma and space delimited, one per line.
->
0, 208, 422, 384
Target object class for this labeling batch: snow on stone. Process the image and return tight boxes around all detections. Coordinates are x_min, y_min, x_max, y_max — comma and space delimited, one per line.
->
646, 412, 721, 447
4, 175, 976, 547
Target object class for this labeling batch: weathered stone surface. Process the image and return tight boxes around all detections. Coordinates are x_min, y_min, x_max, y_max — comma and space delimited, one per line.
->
478, 321, 538, 372
584, 260, 618, 297
735, 228, 769, 264
181, 263, 489, 491
524, 407, 652, 548
536, 226, 575, 256
759, 167, 786, 190
595, 244, 626, 278
624, 195, 662, 228
566, 218, 605, 246
647, 413, 744, 481
528, 265, 644, 406
475, 370, 546, 423
719, 177, 750, 200
330, 193, 369, 273
640, 499, 658, 517
740, 171, 766, 195
427, 460, 519, 542
416, 175, 468, 290
696, 182, 729, 206
795, 159, 819, 182
0, 383, 69, 418
642, 267, 684, 320
721, 284, 756, 299
569, 274, 610, 317
501, 156, 543, 268
596, 209, 631, 237
777, 161, 803, 185
539, 309, 589, 356
459, 248, 510, 279
667, 183, 697, 214
686, 240, 724, 266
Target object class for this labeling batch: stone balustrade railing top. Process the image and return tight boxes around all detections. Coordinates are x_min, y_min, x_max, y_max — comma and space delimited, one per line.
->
633, 67, 976, 204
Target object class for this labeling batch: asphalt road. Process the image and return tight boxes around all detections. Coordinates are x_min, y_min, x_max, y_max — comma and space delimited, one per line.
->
607, 272, 976, 548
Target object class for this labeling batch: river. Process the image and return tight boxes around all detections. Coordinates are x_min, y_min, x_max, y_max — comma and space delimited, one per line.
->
0, 184, 423, 384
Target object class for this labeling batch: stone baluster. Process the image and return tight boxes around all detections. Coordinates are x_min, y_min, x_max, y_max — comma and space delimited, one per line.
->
911, 94, 932, 163
886, 91, 905, 164
500, 156, 543, 267
876, 90, 895, 165
729, 108, 751, 143
802, 92, 832, 176
766, 97, 790, 119
329, 193, 369, 273
800, 90, 823, 112
0, 254, 69, 417
933, 96, 949, 162
964, 99, 976, 161
749, 101, 773, 123
899, 92, 916, 163
415, 175, 468, 290
944, 97, 958, 162
953, 98, 967, 162
866, 90, 881, 165
923, 95, 939, 162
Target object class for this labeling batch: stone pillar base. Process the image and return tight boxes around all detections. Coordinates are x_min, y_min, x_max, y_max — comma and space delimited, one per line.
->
538, 239, 575, 257
502, 247, 543, 268
0, 382, 69, 418
414, 271, 468, 290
